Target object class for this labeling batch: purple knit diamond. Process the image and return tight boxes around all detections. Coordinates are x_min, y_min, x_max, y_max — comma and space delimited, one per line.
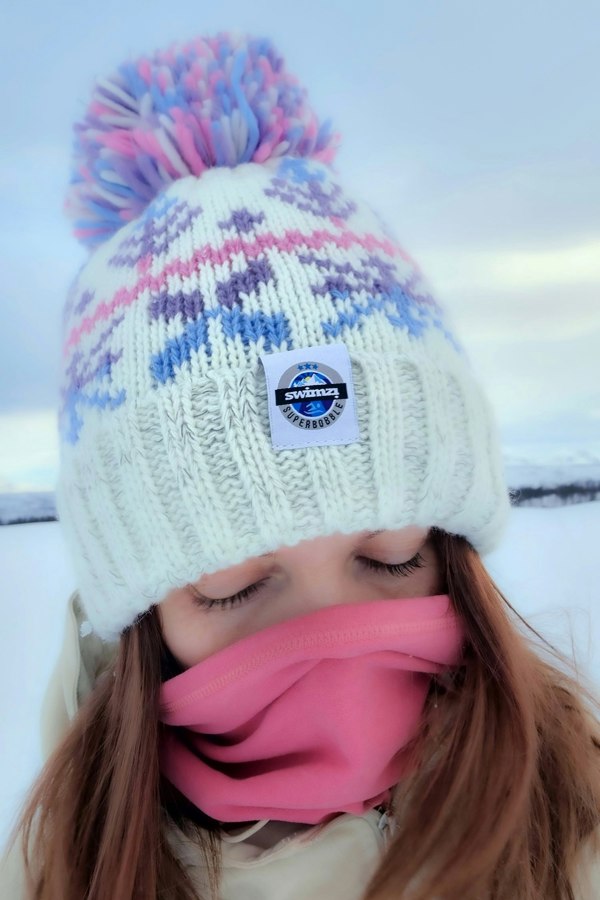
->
264, 174, 356, 221
109, 194, 204, 268
217, 208, 266, 234
216, 257, 274, 308
300, 251, 403, 301
149, 288, 205, 324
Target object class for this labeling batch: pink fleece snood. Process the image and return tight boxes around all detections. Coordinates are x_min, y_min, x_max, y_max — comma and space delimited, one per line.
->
158, 593, 466, 824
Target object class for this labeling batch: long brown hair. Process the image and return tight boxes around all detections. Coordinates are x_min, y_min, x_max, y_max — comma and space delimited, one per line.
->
6, 529, 600, 899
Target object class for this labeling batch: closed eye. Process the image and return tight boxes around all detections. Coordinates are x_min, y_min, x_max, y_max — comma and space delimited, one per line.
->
356, 551, 425, 577
189, 552, 426, 611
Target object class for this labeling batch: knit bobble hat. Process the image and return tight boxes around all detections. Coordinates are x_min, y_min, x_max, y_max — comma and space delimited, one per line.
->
55, 31, 511, 642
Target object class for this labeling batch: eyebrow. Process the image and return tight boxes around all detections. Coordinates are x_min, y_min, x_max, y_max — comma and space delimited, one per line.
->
258, 530, 384, 559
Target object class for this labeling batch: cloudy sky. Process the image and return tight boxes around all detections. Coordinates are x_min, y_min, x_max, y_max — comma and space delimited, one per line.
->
1, 0, 598, 492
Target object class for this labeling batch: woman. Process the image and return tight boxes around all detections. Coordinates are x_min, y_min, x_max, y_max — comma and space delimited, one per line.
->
2, 30, 599, 899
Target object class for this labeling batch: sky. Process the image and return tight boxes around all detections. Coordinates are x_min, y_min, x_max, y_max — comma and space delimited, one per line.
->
1, 0, 599, 491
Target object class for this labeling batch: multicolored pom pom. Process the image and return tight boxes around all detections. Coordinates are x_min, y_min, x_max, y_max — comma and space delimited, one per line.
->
65, 31, 342, 250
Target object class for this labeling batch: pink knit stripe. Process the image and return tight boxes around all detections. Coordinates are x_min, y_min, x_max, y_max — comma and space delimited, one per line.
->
64, 227, 421, 354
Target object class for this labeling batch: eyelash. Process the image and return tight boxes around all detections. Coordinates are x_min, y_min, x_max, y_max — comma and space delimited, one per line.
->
189, 552, 425, 611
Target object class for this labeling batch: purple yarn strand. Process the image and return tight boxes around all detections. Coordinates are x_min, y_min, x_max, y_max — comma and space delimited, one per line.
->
65, 32, 340, 250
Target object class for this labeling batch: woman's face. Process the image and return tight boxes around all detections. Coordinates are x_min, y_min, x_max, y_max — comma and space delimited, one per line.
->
158, 526, 444, 668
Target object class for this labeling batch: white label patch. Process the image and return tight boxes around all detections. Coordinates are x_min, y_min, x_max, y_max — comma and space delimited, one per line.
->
259, 342, 361, 450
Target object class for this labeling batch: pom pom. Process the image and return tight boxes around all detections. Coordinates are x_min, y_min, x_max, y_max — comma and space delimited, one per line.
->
65, 31, 341, 249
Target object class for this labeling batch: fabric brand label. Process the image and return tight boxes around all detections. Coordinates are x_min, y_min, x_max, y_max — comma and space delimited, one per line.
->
259, 342, 361, 450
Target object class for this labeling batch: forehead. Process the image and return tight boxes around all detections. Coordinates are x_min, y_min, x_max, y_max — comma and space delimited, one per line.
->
205, 526, 430, 577
260, 525, 427, 554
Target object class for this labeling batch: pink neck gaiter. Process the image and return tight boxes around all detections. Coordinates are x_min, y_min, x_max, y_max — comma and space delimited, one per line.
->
158, 594, 466, 825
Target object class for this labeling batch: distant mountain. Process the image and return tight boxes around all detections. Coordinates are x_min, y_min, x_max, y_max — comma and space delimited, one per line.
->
503, 445, 600, 507
0, 492, 57, 525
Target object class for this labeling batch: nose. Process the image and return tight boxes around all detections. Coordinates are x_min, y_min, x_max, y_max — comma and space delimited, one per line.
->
279, 555, 377, 616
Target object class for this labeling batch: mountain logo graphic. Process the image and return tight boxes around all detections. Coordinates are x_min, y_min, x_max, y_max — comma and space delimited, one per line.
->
275, 359, 348, 431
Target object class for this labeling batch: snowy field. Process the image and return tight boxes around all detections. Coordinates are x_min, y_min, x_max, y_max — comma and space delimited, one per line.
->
1, 503, 599, 849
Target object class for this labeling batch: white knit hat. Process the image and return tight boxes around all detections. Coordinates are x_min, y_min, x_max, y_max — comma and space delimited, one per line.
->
55, 32, 510, 641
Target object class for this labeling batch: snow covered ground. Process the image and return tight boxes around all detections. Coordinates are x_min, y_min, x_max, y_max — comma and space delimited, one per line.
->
1, 503, 599, 849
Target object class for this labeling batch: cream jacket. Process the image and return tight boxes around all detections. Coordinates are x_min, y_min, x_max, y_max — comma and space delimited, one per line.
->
1, 590, 599, 899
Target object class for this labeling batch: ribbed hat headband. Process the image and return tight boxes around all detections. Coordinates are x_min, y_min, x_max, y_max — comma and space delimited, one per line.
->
55, 31, 510, 641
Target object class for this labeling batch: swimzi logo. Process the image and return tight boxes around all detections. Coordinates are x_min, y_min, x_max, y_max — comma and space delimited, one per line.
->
275, 360, 349, 431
